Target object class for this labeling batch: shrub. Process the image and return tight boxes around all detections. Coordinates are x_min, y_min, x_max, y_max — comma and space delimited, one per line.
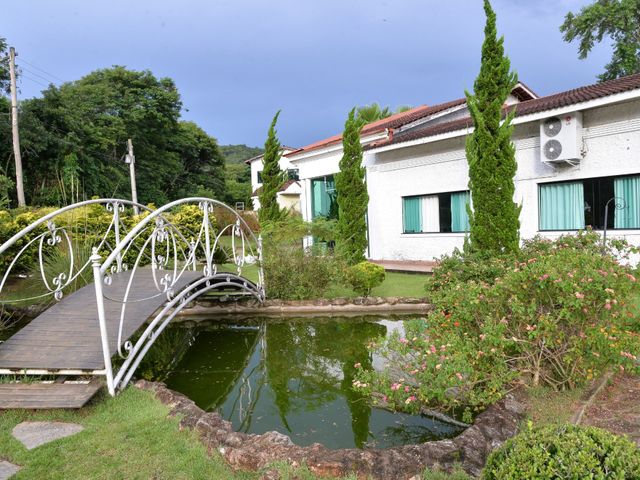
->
482, 424, 640, 479
263, 242, 338, 300
345, 261, 385, 296
356, 232, 640, 419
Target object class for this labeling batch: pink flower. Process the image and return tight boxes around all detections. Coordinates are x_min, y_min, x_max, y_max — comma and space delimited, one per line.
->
382, 395, 388, 403
575, 292, 585, 299
391, 383, 401, 391
405, 396, 416, 404
354, 362, 361, 369
539, 274, 549, 281
604, 303, 612, 311
404, 386, 410, 393
399, 338, 409, 345
430, 345, 437, 354
626, 273, 637, 282
456, 372, 464, 381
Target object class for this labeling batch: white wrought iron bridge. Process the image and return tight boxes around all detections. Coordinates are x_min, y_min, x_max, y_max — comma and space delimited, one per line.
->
0, 198, 264, 408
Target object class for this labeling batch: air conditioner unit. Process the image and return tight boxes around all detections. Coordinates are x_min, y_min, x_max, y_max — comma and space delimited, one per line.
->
540, 112, 583, 165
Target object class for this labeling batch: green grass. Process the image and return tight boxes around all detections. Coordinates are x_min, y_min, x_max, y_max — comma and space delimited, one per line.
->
0, 386, 460, 479
326, 271, 428, 299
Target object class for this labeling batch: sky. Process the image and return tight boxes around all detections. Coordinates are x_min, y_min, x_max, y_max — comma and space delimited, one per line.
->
3, 0, 612, 148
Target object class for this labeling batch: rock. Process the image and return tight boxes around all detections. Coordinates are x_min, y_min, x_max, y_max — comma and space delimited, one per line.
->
331, 297, 348, 306
0, 461, 20, 480
136, 379, 525, 479
12, 421, 84, 450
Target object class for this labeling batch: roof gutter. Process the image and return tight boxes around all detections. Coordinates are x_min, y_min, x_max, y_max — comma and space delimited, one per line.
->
287, 130, 390, 163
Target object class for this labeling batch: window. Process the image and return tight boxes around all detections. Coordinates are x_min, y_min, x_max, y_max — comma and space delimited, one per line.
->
257, 171, 263, 184
311, 175, 338, 220
539, 174, 640, 231
402, 191, 470, 233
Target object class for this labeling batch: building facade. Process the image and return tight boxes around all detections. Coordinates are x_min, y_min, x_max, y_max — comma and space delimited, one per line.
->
287, 74, 640, 261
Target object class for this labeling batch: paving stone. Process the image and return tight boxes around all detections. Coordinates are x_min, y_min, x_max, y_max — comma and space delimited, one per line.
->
12, 421, 84, 450
0, 461, 20, 480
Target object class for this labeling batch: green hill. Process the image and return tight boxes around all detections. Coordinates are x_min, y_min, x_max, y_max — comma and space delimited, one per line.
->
220, 144, 263, 164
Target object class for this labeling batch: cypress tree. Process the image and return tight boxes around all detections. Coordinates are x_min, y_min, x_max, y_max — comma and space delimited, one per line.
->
335, 108, 369, 265
465, 0, 521, 254
258, 111, 285, 224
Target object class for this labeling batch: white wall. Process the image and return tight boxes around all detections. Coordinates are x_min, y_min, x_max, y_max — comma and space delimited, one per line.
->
367, 98, 640, 261
249, 151, 298, 194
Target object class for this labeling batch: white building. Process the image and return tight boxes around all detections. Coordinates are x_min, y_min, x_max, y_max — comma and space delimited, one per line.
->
246, 147, 302, 212
286, 74, 640, 261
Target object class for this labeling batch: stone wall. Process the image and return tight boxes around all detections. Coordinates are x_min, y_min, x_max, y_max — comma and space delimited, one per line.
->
135, 380, 525, 478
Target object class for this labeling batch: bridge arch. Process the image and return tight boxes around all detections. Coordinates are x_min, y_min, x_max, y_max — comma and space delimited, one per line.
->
0, 198, 264, 396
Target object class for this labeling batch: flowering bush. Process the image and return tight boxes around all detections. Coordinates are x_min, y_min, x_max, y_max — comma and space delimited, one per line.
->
355, 232, 640, 420
345, 261, 386, 296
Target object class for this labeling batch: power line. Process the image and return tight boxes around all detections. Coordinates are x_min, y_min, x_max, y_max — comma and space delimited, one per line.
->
19, 65, 56, 85
19, 74, 49, 89
17, 57, 64, 82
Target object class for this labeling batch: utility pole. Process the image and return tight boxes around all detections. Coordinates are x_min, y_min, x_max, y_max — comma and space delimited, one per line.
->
125, 139, 139, 214
9, 47, 25, 207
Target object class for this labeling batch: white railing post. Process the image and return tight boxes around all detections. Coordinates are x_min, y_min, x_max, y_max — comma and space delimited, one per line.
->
91, 247, 116, 396
257, 234, 265, 299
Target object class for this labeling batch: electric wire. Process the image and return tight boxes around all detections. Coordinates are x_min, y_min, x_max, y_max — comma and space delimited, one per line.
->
16, 57, 64, 82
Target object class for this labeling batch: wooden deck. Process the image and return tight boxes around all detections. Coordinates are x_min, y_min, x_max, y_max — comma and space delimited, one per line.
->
0, 270, 200, 373
0, 380, 103, 409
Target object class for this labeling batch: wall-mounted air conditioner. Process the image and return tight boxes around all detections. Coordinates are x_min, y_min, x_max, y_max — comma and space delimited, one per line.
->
540, 112, 583, 166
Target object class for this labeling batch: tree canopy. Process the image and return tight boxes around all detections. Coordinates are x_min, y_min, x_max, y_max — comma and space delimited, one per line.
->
1, 66, 226, 207
561, 0, 640, 82
258, 111, 285, 224
335, 108, 368, 265
0, 37, 10, 95
355, 103, 411, 125
465, 0, 521, 255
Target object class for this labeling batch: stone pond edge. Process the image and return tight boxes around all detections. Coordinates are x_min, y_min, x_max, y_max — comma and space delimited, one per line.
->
134, 380, 526, 479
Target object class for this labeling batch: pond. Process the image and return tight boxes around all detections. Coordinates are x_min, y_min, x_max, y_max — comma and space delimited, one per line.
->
141, 316, 465, 449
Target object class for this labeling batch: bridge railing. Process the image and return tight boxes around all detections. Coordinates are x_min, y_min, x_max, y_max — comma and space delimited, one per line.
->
90, 197, 264, 394
0, 199, 158, 305
0, 198, 264, 395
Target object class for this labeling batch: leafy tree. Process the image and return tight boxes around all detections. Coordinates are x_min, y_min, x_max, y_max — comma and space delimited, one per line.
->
6, 66, 225, 206
561, 0, 640, 82
258, 111, 285, 224
335, 108, 369, 265
465, 0, 521, 255
0, 37, 10, 94
355, 103, 411, 124
224, 162, 252, 206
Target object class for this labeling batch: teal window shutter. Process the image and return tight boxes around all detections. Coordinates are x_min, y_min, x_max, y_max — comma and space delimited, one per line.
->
451, 192, 470, 232
403, 197, 422, 233
539, 182, 585, 230
312, 178, 325, 218
614, 175, 640, 229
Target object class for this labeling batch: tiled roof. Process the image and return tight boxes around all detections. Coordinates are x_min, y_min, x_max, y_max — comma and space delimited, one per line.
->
285, 99, 467, 157
252, 179, 300, 197
367, 72, 640, 150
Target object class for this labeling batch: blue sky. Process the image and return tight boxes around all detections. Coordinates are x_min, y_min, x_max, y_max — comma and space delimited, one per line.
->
4, 0, 611, 148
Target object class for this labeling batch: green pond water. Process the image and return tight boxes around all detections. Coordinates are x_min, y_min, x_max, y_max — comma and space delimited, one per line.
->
141, 317, 465, 449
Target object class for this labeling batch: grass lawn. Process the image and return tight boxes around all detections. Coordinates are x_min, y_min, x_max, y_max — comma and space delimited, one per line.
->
0, 386, 466, 479
0, 387, 353, 480
326, 271, 428, 299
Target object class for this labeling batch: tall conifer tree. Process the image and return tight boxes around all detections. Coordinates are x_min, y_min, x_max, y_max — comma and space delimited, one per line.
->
335, 108, 369, 265
258, 111, 285, 224
465, 0, 521, 254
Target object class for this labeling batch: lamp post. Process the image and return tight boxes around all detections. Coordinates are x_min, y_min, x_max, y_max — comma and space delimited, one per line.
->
125, 139, 139, 215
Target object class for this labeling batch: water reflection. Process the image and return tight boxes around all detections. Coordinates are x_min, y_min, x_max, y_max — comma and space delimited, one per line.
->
144, 317, 463, 449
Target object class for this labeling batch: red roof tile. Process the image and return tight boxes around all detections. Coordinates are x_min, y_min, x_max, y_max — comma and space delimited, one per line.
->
285, 99, 467, 157
368, 72, 640, 149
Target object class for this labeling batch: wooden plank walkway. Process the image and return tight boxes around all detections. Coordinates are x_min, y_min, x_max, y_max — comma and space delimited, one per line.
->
0, 269, 200, 372
0, 381, 103, 409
